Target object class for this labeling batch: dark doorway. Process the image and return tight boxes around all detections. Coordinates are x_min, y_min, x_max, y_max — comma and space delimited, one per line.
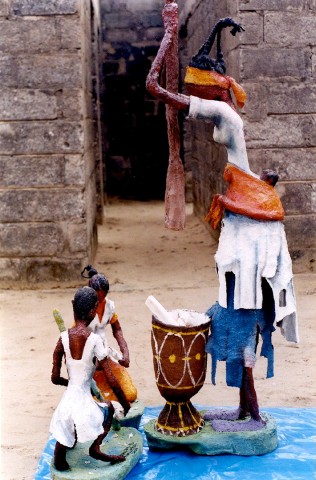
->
102, 45, 169, 200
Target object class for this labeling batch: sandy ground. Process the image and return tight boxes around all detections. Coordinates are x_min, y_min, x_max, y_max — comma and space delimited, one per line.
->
1, 199, 316, 480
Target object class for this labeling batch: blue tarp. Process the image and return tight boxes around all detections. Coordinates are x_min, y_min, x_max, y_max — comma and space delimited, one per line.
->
35, 407, 316, 479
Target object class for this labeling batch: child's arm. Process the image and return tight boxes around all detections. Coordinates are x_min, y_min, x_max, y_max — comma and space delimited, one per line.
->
51, 337, 68, 387
111, 317, 130, 368
99, 356, 130, 415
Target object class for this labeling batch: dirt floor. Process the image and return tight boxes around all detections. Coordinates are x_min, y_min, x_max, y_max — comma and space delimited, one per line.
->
1, 199, 315, 480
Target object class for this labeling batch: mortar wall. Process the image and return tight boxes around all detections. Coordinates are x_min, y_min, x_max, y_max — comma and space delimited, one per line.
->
0, 0, 102, 287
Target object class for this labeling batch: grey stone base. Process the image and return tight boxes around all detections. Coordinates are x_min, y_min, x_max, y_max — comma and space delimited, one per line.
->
144, 412, 278, 456
50, 427, 143, 480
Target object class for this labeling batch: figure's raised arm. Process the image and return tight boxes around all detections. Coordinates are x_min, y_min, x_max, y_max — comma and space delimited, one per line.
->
146, 0, 189, 111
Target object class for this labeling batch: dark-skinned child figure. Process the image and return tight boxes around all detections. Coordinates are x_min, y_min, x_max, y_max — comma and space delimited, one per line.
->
81, 265, 137, 403
50, 287, 130, 471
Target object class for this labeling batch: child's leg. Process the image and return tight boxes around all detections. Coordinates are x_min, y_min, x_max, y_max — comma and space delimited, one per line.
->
89, 402, 125, 464
54, 441, 69, 471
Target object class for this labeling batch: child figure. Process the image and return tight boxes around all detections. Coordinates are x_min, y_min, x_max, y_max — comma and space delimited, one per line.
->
81, 265, 137, 403
50, 287, 130, 471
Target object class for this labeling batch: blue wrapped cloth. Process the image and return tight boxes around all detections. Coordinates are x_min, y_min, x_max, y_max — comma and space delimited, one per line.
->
206, 272, 275, 388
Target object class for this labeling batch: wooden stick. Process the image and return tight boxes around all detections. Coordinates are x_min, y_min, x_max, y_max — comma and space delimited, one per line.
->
163, 0, 186, 230
165, 0, 185, 230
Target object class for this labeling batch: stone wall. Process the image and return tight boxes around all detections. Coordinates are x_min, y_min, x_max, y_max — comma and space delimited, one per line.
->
101, 0, 170, 199
0, 0, 103, 287
178, 0, 316, 272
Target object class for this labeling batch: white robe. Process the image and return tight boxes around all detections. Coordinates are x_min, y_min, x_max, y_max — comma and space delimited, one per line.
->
50, 331, 109, 447
188, 96, 299, 343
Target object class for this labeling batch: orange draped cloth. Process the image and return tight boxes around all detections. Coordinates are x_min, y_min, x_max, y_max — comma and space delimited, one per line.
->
205, 164, 285, 229
184, 67, 247, 108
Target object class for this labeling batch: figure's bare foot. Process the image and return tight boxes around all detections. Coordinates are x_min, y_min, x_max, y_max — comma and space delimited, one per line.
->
203, 408, 249, 422
211, 417, 266, 432
54, 459, 70, 471
89, 447, 125, 464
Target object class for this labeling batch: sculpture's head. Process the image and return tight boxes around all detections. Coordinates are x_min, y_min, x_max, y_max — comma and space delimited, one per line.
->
81, 265, 110, 302
72, 286, 99, 323
184, 18, 246, 109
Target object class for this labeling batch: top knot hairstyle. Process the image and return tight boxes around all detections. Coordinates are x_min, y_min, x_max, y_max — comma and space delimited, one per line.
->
73, 287, 98, 320
184, 18, 247, 108
81, 265, 110, 294
189, 17, 244, 75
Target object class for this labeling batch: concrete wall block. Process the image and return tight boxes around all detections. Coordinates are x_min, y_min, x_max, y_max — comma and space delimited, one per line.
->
56, 89, 83, 120
64, 155, 86, 185
0, 258, 22, 282
24, 257, 86, 284
284, 214, 316, 249
140, 12, 163, 28
0, 223, 63, 256
105, 28, 138, 43
0, 257, 88, 286
64, 223, 88, 253
240, 47, 311, 80
101, 0, 112, 14
0, 155, 64, 187
0, 188, 85, 222
244, 114, 316, 148
0, 54, 82, 88
266, 82, 316, 115
247, 148, 316, 181
226, 0, 238, 15
225, 12, 263, 48
240, 83, 268, 121
56, 16, 82, 50
292, 247, 316, 273
242, 81, 316, 118
103, 11, 137, 29
0, 17, 59, 53
226, 49, 241, 81
265, 13, 316, 47
0, 0, 9, 16
0, 121, 84, 155
0, 88, 57, 121
10, 0, 79, 16
239, 0, 310, 11
126, 0, 162, 12
276, 182, 316, 215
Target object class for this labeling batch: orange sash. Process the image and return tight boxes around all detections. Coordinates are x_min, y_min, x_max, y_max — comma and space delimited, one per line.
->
205, 164, 285, 229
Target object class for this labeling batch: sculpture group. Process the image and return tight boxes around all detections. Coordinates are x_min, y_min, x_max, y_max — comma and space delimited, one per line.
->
49, 1, 298, 477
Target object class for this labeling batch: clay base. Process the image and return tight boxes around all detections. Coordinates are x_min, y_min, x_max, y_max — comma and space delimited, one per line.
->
144, 412, 278, 456
118, 399, 145, 430
50, 427, 142, 480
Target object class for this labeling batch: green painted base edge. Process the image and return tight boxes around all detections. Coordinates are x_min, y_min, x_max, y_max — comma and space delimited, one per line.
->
144, 412, 278, 456
119, 399, 145, 430
51, 427, 143, 480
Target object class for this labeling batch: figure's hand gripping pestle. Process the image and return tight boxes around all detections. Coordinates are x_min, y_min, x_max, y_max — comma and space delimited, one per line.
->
145, 295, 175, 326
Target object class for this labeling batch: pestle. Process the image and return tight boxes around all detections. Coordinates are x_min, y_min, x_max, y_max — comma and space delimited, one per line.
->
145, 295, 176, 326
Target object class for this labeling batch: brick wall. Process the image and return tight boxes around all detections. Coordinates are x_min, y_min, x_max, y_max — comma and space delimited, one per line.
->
178, 0, 316, 272
0, 0, 103, 286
